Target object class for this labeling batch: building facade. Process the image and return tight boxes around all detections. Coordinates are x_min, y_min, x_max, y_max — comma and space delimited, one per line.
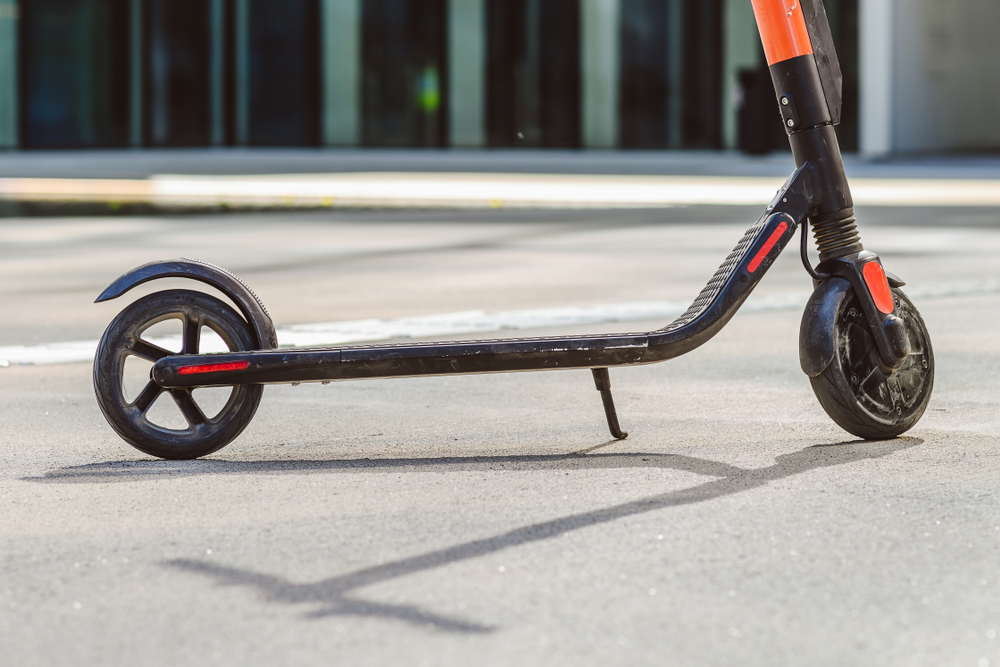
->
0, 0, 995, 156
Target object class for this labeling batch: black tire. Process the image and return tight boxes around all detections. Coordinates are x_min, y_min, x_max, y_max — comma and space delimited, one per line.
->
94, 289, 263, 459
810, 286, 934, 439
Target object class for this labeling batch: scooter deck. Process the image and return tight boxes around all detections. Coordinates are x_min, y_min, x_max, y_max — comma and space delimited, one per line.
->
152, 208, 799, 389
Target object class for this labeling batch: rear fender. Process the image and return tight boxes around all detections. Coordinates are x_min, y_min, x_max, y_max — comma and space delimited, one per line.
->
96, 258, 278, 349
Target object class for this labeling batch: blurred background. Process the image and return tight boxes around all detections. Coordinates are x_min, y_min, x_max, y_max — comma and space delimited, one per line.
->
0, 0, 996, 158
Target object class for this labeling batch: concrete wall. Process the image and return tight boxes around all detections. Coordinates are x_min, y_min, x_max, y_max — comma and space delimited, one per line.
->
580, 0, 620, 149
722, 0, 761, 150
0, 0, 17, 149
321, 0, 361, 146
891, 0, 1000, 152
210, 0, 226, 145
859, 0, 893, 157
862, 0, 1000, 156
129, 0, 142, 146
448, 0, 485, 147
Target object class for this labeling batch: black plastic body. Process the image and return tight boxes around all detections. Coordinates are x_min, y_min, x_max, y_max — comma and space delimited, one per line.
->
789, 125, 854, 230
769, 56, 832, 133
100, 170, 815, 390
800, 277, 852, 377
759, 12, 903, 375
148, 205, 801, 388
99, 55, 886, 387
800, 0, 843, 125
96, 258, 279, 349
95, 4, 906, 413
768, 56, 853, 228
815, 253, 911, 369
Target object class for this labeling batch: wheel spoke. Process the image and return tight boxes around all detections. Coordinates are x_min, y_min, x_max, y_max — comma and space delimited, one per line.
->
126, 337, 174, 362
170, 389, 209, 426
183, 314, 201, 354
898, 352, 924, 372
858, 363, 881, 388
131, 380, 163, 414
848, 339, 877, 376
896, 377, 916, 407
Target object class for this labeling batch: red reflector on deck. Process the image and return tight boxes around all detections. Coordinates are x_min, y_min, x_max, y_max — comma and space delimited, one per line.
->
863, 261, 895, 314
178, 361, 250, 375
748, 222, 788, 273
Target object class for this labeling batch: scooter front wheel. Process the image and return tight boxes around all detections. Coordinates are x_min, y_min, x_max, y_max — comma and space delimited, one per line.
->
93, 289, 263, 459
807, 285, 934, 439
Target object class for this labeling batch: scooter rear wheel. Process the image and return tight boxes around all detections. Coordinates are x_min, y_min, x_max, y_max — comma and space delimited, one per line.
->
810, 286, 934, 439
93, 289, 263, 459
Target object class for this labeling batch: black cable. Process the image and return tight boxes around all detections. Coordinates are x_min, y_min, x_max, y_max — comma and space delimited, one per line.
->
800, 220, 829, 281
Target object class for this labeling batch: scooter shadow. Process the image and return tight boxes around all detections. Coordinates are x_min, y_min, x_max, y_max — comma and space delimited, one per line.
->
25, 437, 918, 485
28, 437, 923, 632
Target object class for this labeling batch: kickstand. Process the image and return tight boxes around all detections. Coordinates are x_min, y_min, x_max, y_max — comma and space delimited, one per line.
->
591, 368, 628, 440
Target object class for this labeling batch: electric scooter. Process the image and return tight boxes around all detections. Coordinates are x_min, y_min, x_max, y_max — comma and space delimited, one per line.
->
93, 0, 934, 460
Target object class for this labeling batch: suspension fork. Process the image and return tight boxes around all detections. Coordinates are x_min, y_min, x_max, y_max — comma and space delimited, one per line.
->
751, 0, 910, 369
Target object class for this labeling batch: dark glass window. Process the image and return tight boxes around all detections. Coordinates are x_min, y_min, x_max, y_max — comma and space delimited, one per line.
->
146, 0, 211, 146
619, 0, 668, 148
680, 0, 723, 149
619, 0, 722, 150
247, 0, 320, 146
486, 0, 580, 149
362, 0, 447, 147
20, 0, 130, 148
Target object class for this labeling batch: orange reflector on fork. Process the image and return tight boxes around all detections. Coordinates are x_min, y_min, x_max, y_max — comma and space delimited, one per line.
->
863, 262, 895, 314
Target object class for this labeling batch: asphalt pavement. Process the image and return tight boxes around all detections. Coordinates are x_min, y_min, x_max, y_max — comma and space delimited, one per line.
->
4, 147, 1000, 179
2, 200, 1000, 666
3, 149, 1000, 212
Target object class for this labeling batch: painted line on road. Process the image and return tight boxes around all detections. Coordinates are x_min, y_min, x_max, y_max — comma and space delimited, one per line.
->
2, 280, 997, 367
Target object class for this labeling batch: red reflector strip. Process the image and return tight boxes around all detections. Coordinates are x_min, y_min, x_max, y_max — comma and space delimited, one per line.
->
747, 222, 788, 273
178, 361, 250, 376
863, 261, 895, 314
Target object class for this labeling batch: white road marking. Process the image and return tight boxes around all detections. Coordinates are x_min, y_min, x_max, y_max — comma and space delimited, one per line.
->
2, 280, 997, 367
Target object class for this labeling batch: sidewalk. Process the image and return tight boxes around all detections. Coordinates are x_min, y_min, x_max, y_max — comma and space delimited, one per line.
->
1, 149, 999, 211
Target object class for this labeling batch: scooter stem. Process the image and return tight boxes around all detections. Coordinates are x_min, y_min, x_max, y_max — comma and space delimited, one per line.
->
752, 0, 862, 263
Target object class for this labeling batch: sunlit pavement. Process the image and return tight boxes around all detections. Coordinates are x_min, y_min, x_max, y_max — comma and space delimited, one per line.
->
3, 149, 1000, 211
2, 204, 1000, 666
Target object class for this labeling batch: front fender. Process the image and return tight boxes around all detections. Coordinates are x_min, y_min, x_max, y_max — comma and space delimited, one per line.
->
799, 277, 851, 377
96, 258, 278, 349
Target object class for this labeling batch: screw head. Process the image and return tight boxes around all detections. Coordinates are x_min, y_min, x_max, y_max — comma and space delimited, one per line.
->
786, 118, 795, 127
781, 96, 790, 106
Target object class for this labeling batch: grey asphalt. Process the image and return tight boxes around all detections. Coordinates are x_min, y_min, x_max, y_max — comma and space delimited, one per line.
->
2, 203, 1000, 666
